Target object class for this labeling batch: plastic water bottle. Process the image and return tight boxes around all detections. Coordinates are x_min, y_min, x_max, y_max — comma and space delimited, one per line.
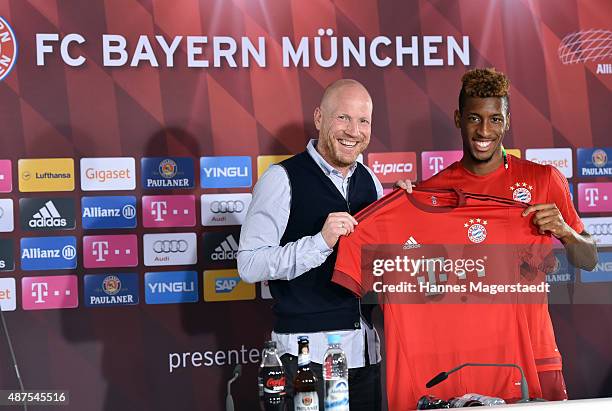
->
323, 334, 349, 411
258, 341, 286, 411
449, 393, 505, 407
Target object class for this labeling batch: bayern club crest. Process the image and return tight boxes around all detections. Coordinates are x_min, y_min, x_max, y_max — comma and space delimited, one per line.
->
0, 17, 17, 82
465, 218, 488, 243
102, 275, 121, 295
510, 182, 533, 203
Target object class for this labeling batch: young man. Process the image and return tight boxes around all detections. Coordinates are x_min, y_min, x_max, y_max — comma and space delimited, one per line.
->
238, 79, 383, 410
417, 68, 598, 399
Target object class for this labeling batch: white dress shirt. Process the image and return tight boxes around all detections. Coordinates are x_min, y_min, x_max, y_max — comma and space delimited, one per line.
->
237, 139, 383, 368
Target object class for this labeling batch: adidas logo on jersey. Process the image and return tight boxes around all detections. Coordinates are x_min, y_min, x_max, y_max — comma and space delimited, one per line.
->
403, 236, 421, 249
29, 201, 67, 228
211, 234, 239, 261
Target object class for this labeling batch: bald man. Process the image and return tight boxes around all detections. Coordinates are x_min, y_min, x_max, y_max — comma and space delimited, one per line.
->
238, 79, 383, 410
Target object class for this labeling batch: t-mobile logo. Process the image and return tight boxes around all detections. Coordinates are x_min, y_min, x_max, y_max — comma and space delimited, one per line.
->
83, 235, 138, 268
151, 201, 168, 222
585, 188, 600, 207
429, 157, 444, 174
31, 282, 48, 303
31, 282, 71, 303
92, 241, 109, 262
142, 195, 196, 228
22, 275, 78, 310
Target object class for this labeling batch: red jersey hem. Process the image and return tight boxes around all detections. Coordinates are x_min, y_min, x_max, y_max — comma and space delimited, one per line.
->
332, 269, 363, 297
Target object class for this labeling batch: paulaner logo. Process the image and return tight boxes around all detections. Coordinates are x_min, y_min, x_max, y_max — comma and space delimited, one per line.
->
141, 157, 194, 189
0, 17, 17, 82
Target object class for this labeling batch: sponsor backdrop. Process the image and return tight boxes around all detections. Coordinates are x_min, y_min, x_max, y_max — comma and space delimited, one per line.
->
0, 0, 610, 410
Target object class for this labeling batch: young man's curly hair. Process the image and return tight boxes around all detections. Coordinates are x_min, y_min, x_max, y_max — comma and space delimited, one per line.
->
458, 68, 510, 114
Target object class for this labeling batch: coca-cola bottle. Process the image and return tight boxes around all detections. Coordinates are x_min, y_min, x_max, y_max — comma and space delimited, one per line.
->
258, 341, 286, 411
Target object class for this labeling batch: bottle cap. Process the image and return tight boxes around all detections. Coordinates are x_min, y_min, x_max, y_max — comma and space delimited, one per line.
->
327, 334, 341, 345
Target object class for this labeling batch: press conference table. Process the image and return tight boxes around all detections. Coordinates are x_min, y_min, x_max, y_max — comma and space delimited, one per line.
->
496, 397, 612, 409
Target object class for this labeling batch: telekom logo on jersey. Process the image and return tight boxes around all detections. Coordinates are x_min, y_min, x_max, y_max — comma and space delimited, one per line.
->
142, 195, 196, 227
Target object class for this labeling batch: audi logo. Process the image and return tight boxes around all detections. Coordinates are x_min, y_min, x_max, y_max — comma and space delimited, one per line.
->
588, 223, 612, 236
153, 240, 189, 253
210, 200, 245, 213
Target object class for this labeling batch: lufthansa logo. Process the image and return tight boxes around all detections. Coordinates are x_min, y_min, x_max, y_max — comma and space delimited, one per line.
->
153, 240, 189, 253
210, 200, 244, 213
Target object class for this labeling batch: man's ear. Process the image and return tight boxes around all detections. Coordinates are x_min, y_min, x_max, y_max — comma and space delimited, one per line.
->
314, 107, 322, 131
454, 109, 461, 129
505, 113, 511, 131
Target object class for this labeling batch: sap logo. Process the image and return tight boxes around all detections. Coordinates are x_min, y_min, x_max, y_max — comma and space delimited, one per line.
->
215, 277, 241, 293
203, 269, 255, 302
200, 156, 252, 188
148, 281, 196, 293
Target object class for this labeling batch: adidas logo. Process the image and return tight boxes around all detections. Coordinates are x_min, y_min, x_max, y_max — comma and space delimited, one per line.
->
211, 234, 239, 261
29, 201, 67, 228
403, 236, 420, 249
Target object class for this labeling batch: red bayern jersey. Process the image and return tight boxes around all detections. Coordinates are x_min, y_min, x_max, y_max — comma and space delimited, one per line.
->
419, 154, 581, 372
419, 155, 583, 234
332, 188, 550, 410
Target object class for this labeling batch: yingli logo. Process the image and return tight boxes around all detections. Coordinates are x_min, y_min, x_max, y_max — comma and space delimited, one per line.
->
0, 17, 17, 82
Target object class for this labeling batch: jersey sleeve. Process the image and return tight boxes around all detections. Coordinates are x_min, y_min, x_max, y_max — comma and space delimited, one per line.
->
332, 229, 367, 297
546, 165, 584, 234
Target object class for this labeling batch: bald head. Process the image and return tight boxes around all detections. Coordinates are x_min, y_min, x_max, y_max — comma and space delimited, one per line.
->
319, 79, 372, 114
313, 79, 373, 175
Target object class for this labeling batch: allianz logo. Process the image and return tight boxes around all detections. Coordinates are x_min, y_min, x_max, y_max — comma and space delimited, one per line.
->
83, 205, 135, 219
22, 245, 76, 260
28, 201, 67, 228
212, 235, 239, 260
203, 167, 248, 178
148, 281, 195, 293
